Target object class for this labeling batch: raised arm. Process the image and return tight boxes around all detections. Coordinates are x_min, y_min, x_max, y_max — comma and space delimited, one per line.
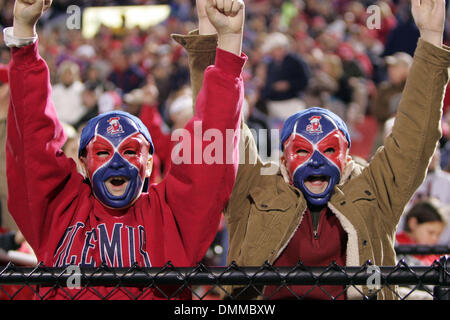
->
362, 0, 450, 230
6, 0, 81, 253
172, 0, 271, 225
162, 0, 247, 264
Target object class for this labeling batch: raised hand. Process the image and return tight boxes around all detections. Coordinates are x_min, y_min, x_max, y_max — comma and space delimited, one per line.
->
14, 0, 52, 37
411, 0, 445, 47
205, 0, 245, 56
206, 0, 244, 36
197, 0, 209, 22
197, 0, 217, 35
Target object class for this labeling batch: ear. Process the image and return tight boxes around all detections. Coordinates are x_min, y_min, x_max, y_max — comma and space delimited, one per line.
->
280, 154, 286, 166
408, 217, 419, 231
79, 156, 89, 179
339, 154, 354, 185
279, 154, 291, 184
346, 153, 352, 163
146, 155, 153, 178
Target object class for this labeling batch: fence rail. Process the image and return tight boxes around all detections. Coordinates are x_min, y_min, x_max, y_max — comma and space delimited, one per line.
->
0, 256, 448, 300
394, 245, 450, 255
0, 262, 446, 287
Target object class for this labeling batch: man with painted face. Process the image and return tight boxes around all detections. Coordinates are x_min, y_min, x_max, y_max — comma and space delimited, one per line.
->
175, 0, 450, 299
78, 111, 155, 210
280, 108, 352, 209
5, 0, 246, 299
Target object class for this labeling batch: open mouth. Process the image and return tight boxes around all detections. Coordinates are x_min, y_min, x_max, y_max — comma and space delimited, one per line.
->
304, 175, 330, 194
105, 176, 130, 196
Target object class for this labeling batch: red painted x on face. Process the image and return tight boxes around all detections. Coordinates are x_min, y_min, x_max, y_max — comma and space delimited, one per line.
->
283, 130, 349, 177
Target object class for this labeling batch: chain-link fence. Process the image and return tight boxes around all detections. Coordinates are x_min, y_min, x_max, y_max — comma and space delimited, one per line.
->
0, 256, 448, 300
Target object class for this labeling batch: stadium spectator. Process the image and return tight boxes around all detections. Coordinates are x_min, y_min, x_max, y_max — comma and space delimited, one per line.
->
383, 8, 421, 57
397, 200, 447, 265
5, 0, 246, 301
304, 49, 346, 120
167, 86, 194, 130
260, 32, 310, 127
180, 0, 450, 301
372, 52, 413, 126
51, 60, 86, 126
83, 63, 115, 97
0, 0, 449, 301
107, 49, 146, 94
373, 0, 398, 45
243, 97, 273, 162
401, 148, 450, 245
98, 90, 123, 114
74, 84, 99, 130
396, 199, 447, 300
371, 51, 413, 151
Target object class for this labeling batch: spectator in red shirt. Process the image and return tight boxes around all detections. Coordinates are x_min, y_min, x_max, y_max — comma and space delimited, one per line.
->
396, 200, 447, 266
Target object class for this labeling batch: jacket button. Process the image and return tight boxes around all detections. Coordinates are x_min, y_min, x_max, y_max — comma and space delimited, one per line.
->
261, 204, 268, 208
365, 190, 372, 196
363, 240, 368, 246
340, 201, 346, 206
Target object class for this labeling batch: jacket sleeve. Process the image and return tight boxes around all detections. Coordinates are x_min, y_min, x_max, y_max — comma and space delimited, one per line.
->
6, 42, 81, 255
362, 39, 450, 231
162, 47, 246, 264
172, 32, 269, 223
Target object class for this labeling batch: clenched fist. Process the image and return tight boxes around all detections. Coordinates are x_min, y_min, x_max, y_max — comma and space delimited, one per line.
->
14, 0, 52, 37
411, 0, 445, 47
196, 0, 217, 35
205, 0, 245, 36
204, 0, 245, 56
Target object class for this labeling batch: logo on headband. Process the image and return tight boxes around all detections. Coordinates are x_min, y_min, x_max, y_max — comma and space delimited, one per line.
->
107, 117, 124, 135
306, 116, 323, 134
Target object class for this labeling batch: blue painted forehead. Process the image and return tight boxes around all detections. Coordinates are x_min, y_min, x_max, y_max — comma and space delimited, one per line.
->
78, 111, 154, 157
280, 107, 351, 150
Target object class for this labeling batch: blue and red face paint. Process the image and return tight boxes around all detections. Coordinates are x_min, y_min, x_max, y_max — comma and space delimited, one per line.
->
79, 111, 153, 209
281, 108, 351, 206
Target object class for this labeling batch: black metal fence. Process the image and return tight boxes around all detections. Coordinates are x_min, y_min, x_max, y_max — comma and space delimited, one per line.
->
394, 245, 450, 256
0, 256, 448, 300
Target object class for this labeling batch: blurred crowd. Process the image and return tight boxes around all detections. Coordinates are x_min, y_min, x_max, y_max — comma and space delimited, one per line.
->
0, 0, 449, 285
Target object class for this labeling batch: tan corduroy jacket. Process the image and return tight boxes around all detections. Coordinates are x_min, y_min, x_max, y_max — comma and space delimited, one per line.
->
172, 32, 450, 300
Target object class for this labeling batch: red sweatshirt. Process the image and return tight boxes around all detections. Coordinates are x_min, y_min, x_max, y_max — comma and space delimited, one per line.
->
6, 42, 246, 300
